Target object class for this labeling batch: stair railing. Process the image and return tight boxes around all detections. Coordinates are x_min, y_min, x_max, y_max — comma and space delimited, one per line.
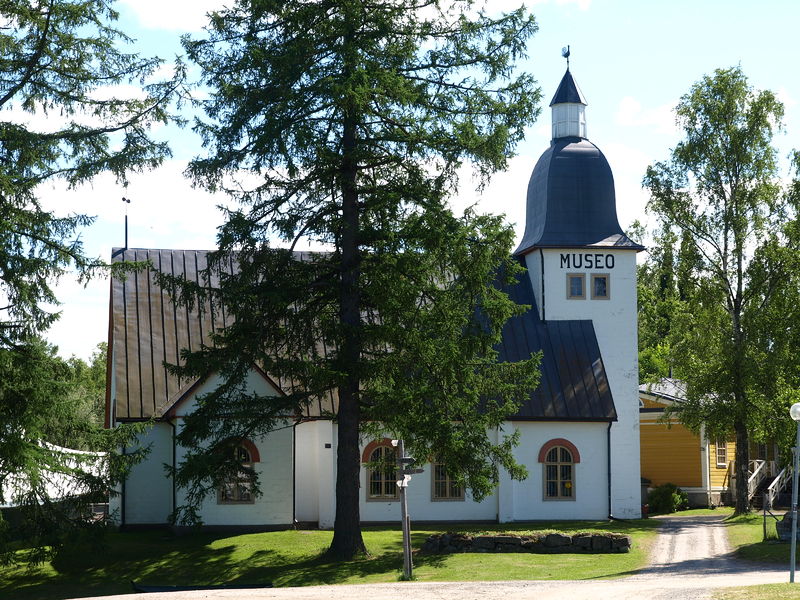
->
765, 466, 791, 510
747, 459, 768, 502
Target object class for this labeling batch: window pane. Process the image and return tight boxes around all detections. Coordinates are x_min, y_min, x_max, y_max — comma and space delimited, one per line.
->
560, 465, 572, 480
561, 481, 572, 497
560, 448, 572, 462
593, 276, 607, 297
546, 464, 557, 480
546, 448, 559, 462
569, 276, 583, 297
546, 481, 557, 497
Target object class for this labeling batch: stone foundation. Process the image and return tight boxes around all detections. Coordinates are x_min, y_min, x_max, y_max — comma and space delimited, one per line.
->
420, 532, 631, 554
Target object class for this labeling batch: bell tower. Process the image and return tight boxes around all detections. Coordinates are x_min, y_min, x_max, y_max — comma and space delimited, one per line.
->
514, 62, 644, 519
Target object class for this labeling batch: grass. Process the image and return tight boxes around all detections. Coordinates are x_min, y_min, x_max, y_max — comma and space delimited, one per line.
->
714, 584, 800, 599
1, 519, 661, 600
726, 510, 788, 563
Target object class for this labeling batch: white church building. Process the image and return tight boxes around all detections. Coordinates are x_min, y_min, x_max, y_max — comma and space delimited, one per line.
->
106, 68, 644, 529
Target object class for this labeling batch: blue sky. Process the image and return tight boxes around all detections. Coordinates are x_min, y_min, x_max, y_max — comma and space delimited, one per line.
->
43, 0, 800, 359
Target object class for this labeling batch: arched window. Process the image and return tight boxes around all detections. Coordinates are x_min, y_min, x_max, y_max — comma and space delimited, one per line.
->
363, 441, 397, 501
218, 440, 259, 504
538, 439, 579, 501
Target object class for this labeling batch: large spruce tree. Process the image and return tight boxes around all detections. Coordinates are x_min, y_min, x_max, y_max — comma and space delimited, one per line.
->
643, 66, 797, 514
171, 0, 542, 558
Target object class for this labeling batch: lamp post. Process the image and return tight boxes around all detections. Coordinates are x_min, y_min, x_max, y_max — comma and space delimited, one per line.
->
790, 402, 800, 582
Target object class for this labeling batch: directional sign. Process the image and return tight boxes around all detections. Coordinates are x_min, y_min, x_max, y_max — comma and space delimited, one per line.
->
396, 474, 411, 487
398, 457, 415, 464
401, 468, 425, 475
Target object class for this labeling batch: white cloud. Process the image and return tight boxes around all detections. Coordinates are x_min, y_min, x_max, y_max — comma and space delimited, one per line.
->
449, 154, 536, 245
119, 0, 225, 32
615, 96, 678, 136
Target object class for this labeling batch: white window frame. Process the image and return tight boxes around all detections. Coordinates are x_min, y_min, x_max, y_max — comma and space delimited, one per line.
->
366, 445, 398, 501
543, 446, 576, 501
715, 438, 728, 468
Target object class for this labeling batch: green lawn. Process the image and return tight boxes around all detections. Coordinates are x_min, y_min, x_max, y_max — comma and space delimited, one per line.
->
727, 511, 788, 563
715, 584, 800, 599
711, 509, 797, 599
1, 520, 661, 600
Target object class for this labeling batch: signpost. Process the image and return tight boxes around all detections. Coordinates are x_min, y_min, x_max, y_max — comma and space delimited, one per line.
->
392, 439, 423, 580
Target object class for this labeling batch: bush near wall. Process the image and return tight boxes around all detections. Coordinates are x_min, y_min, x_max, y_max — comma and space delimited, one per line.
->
420, 531, 632, 554
648, 483, 689, 514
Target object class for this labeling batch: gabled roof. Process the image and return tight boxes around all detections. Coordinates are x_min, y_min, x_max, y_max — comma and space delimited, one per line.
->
109, 249, 615, 423
108, 248, 337, 421
549, 69, 587, 106
497, 260, 616, 421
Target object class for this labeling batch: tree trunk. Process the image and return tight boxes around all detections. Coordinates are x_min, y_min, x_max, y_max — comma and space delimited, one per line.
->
733, 418, 750, 514
326, 101, 367, 559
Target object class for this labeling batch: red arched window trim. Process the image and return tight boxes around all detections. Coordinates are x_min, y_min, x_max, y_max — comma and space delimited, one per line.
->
538, 438, 580, 463
236, 438, 260, 462
362, 438, 394, 463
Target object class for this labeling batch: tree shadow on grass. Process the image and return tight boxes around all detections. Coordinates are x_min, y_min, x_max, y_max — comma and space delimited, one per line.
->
1, 531, 277, 600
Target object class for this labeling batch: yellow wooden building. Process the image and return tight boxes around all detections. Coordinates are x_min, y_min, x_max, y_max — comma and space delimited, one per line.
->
639, 379, 735, 507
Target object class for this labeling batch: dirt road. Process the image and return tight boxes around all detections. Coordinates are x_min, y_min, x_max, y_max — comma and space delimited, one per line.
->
81, 515, 791, 600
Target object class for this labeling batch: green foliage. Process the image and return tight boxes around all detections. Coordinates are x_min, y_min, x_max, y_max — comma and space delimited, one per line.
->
642, 66, 798, 512
0, 0, 183, 347
0, 339, 146, 565
647, 483, 689, 514
0, 0, 179, 563
165, 0, 542, 557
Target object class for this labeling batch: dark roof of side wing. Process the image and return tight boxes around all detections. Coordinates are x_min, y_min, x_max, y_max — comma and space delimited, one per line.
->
496, 261, 617, 421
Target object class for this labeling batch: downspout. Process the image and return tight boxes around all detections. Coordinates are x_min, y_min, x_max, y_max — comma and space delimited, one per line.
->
121, 445, 127, 529
168, 420, 177, 522
607, 421, 613, 519
292, 420, 298, 528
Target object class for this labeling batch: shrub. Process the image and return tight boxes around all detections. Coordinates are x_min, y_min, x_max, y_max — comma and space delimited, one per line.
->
647, 483, 689, 514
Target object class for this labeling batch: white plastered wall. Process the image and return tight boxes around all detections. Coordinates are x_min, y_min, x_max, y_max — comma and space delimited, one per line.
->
501, 421, 609, 521
173, 369, 294, 526
294, 419, 336, 527
357, 429, 499, 523
111, 421, 173, 525
114, 368, 295, 527
525, 248, 642, 518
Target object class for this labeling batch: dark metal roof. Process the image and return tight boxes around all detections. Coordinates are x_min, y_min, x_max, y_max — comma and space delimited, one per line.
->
108, 248, 337, 421
514, 138, 645, 255
496, 262, 617, 421
549, 69, 587, 106
109, 247, 614, 423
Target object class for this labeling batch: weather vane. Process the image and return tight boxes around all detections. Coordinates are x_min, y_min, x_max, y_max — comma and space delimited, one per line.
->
562, 45, 570, 69
122, 196, 131, 249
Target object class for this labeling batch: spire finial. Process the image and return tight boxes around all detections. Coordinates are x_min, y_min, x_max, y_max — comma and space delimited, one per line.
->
562, 45, 570, 69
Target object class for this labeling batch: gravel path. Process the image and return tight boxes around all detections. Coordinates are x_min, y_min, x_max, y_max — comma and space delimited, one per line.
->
79, 515, 791, 600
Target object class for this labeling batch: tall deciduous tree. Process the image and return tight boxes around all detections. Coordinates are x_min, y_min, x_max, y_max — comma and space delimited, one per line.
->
170, 0, 542, 558
0, 0, 180, 561
643, 66, 796, 514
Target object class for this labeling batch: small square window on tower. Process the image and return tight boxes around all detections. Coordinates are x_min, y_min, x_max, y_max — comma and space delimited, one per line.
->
566, 273, 585, 299
591, 274, 610, 300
